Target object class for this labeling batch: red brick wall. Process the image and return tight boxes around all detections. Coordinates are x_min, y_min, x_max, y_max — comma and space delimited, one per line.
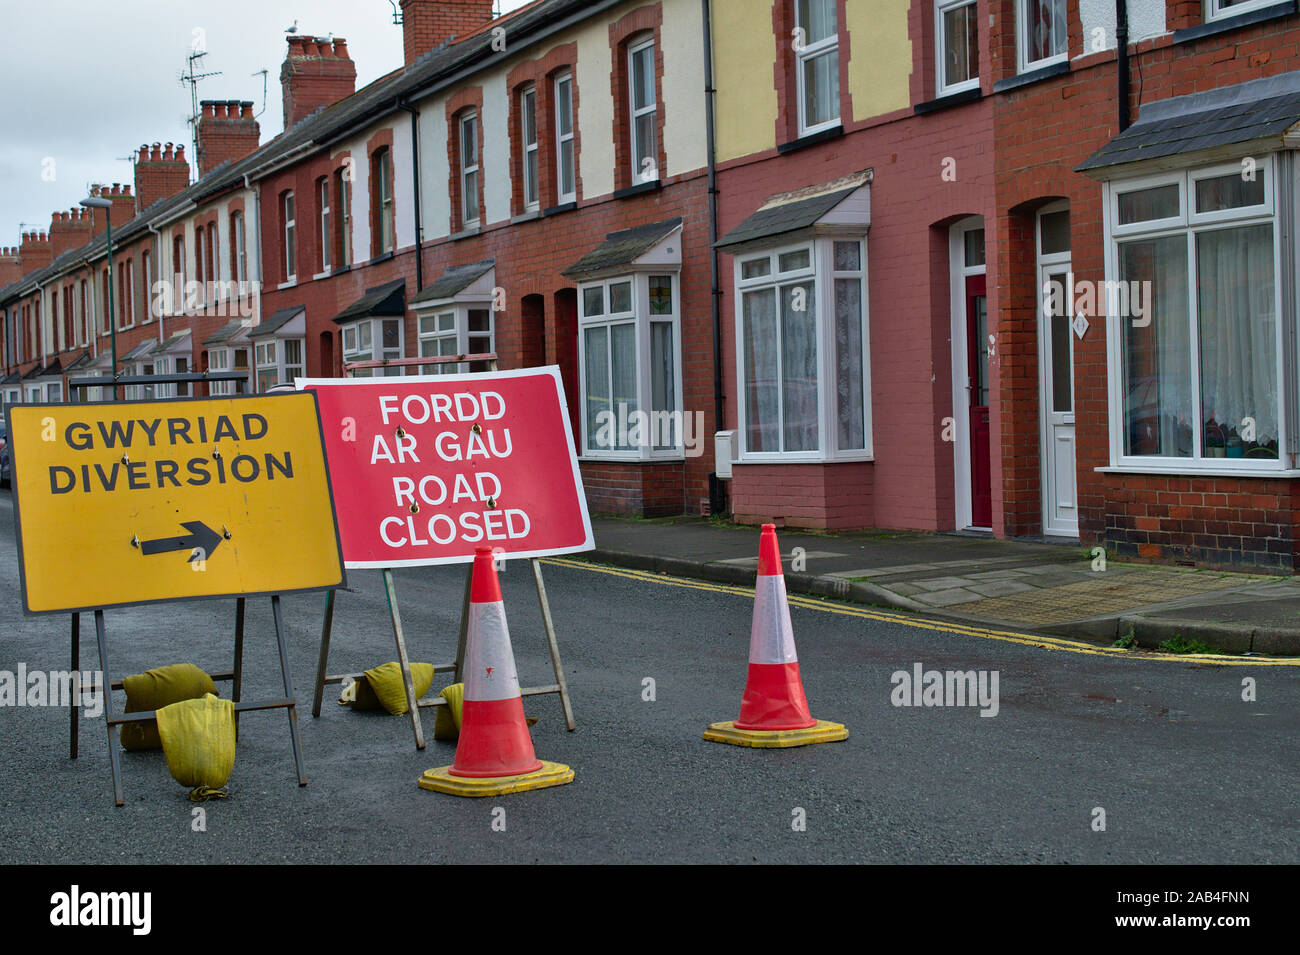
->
281, 37, 357, 130
134, 143, 192, 213
400, 0, 494, 67
196, 102, 260, 177
731, 462, 874, 530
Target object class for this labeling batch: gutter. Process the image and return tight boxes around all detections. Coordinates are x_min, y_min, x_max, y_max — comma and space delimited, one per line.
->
396, 98, 425, 293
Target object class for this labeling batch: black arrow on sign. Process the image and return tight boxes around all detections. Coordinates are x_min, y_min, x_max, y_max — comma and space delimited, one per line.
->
139, 521, 223, 561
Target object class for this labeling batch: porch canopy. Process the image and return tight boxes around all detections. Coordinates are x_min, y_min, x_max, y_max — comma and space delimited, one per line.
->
714, 170, 871, 254
332, 279, 405, 325
1078, 72, 1300, 176
409, 260, 496, 306
248, 305, 306, 339
563, 218, 683, 279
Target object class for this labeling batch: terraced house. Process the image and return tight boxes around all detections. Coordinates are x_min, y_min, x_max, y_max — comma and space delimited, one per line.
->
7, 0, 1300, 571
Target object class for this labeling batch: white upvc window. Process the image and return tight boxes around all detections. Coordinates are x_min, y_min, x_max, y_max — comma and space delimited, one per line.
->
795, 0, 840, 135
936, 0, 980, 95
460, 112, 480, 227
578, 272, 683, 459
256, 338, 305, 392
232, 211, 247, 284
520, 86, 539, 211
1019, 0, 1067, 73
417, 307, 495, 374
628, 38, 658, 183
1103, 158, 1287, 472
735, 237, 870, 461
554, 72, 576, 203
1208, 0, 1289, 22
283, 191, 296, 283
318, 178, 331, 273
341, 317, 404, 377
207, 347, 232, 396
337, 171, 352, 268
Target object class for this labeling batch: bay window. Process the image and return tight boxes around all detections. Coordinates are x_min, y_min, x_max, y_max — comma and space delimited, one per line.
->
1106, 159, 1283, 468
735, 238, 870, 460
795, 0, 840, 135
255, 338, 305, 391
417, 308, 494, 374
341, 317, 404, 377
937, 0, 979, 95
578, 273, 682, 457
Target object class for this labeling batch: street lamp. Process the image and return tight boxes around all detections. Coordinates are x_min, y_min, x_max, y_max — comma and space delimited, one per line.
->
79, 195, 118, 400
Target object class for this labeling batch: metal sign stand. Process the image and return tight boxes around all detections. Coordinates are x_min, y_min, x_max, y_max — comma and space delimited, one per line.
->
57, 374, 322, 805
309, 354, 576, 750
70, 597, 306, 806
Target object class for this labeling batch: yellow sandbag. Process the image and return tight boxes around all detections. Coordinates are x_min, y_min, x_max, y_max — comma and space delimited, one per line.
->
337, 675, 380, 710
433, 683, 464, 741
362, 662, 435, 715
155, 693, 236, 799
121, 663, 217, 751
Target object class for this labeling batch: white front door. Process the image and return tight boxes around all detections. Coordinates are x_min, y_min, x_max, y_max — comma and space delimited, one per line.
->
1037, 203, 1078, 537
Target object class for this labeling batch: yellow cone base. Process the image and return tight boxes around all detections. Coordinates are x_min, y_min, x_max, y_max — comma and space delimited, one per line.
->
703, 719, 848, 748
417, 760, 574, 797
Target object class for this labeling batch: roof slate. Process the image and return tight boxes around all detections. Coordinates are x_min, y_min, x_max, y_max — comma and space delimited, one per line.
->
333, 279, 405, 324
409, 260, 496, 304
562, 218, 683, 278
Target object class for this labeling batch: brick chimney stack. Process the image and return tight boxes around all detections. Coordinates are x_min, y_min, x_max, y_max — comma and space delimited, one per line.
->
196, 101, 261, 177
134, 141, 192, 211
281, 36, 357, 130
400, 0, 494, 66
19, 231, 52, 272
49, 207, 93, 260
0, 247, 21, 288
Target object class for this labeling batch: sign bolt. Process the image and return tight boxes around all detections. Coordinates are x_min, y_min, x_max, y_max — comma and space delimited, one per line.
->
221, 525, 232, 540
212, 449, 222, 460
130, 534, 139, 548
471, 423, 482, 434
409, 502, 420, 514
121, 454, 129, 465
486, 497, 497, 509
396, 426, 406, 439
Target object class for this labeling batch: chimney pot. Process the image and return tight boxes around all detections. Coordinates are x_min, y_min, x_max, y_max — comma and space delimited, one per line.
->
333, 38, 349, 59
150, 143, 163, 161
175, 145, 186, 161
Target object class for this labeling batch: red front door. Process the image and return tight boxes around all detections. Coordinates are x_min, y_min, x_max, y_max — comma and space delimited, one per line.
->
966, 275, 991, 528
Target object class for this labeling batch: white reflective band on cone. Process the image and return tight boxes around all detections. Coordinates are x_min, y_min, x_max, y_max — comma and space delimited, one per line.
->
463, 601, 523, 701
749, 574, 798, 665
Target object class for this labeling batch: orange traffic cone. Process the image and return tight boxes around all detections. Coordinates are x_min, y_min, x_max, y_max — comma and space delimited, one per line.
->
704, 524, 848, 748
418, 547, 573, 796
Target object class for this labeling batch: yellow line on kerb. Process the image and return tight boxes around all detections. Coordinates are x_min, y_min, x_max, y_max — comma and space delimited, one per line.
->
541, 557, 1300, 667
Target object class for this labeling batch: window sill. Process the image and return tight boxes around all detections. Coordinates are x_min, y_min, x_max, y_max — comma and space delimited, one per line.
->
366, 251, 395, 265
543, 201, 577, 217
449, 227, 480, 242
914, 87, 982, 115
511, 209, 541, 225
777, 125, 844, 155
1174, 1, 1296, 44
1097, 464, 1300, 478
612, 180, 661, 201
278, 280, 297, 290
735, 454, 874, 466
313, 269, 332, 281
992, 61, 1070, 94
332, 264, 352, 276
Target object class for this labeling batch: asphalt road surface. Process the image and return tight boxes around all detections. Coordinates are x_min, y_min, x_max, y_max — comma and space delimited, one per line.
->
0, 491, 1296, 864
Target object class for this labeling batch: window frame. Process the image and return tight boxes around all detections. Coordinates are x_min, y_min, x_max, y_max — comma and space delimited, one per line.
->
336, 169, 353, 268
1018, 0, 1068, 74
1207, 0, 1290, 22
317, 177, 331, 274
1102, 157, 1289, 474
627, 37, 659, 184
577, 271, 685, 461
282, 191, 297, 284
520, 84, 540, 212
936, 0, 980, 96
733, 236, 872, 463
554, 71, 576, 204
231, 211, 247, 284
340, 316, 405, 377
374, 147, 395, 254
459, 112, 481, 228
254, 336, 306, 392
794, 0, 841, 136
415, 305, 496, 374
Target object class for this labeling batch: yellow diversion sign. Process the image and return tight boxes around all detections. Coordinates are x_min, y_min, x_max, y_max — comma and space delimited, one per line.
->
7, 392, 345, 614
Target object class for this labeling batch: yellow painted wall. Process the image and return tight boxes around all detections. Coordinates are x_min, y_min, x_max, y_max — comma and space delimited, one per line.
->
712, 3, 778, 163
846, 1, 911, 121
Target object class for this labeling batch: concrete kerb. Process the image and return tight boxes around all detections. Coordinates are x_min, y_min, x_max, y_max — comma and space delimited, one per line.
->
580, 548, 1300, 656
584, 548, 931, 613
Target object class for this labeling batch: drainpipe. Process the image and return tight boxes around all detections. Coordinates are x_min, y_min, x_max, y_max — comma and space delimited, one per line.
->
702, 0, 722, 437
1116, 0, 1130, 131
396, 98, 424, 293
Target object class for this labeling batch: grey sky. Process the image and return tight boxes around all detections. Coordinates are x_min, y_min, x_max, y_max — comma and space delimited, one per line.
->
0, 0, 530, 249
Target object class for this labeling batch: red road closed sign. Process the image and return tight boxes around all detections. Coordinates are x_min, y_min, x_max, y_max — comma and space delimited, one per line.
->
298, 368, 593, 568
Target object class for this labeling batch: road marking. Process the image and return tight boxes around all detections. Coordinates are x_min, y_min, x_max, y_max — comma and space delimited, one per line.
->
542, 558, 1299, 667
